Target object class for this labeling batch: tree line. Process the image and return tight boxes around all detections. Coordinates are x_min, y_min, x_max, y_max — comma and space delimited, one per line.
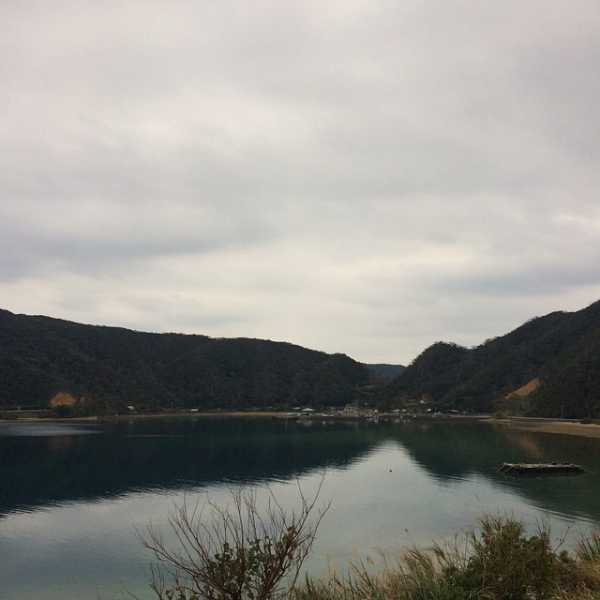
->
0, 309, 374, 415
2, 299, 600, 418
385, 299, 600, 419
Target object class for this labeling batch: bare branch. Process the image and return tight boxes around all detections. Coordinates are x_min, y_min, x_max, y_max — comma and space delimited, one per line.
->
137, 478, 330, 600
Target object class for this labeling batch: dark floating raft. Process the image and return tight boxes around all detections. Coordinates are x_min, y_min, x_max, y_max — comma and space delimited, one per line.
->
497, 462, 585, 475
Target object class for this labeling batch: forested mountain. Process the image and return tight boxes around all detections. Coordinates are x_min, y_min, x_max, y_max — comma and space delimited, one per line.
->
0, 310, 373, 414
388, 300, 600, 419
2, 300, 599, 419
365, 363, 406, 380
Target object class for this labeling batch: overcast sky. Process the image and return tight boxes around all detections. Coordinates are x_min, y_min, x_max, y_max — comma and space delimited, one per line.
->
1, 1, 599, 365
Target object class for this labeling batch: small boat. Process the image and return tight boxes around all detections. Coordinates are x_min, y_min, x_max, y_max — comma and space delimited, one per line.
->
497, 461, 584, 475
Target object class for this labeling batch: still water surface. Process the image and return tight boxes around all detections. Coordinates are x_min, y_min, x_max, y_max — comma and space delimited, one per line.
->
1, 417, 599, 599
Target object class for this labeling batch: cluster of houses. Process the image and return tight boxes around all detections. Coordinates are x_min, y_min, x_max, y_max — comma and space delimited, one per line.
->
281, 397, 436, 420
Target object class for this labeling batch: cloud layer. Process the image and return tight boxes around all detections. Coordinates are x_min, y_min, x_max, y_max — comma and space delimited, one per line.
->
2, 1, 599, 364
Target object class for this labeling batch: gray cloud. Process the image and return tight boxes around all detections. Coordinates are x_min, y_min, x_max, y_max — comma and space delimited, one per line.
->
1, 0, 599, 364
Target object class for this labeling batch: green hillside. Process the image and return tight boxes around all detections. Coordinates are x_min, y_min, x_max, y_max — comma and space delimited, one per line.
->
2, 300, 600, 419
0, 310, 373, 415
388, 300, 600, 419
365, 363, 406, 380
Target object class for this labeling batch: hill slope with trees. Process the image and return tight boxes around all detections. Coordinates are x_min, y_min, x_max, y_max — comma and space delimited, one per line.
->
388, 299, 600, 418
0, 310, 373, 415
3, 300, 600, 419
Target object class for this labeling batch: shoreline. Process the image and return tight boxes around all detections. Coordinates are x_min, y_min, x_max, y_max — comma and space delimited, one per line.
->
0, 410, 283, 424
2, 411, 600, 440
486, 417, 600, 439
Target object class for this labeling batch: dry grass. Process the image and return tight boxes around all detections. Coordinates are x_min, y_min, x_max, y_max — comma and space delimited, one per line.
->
294, 516, 600, 600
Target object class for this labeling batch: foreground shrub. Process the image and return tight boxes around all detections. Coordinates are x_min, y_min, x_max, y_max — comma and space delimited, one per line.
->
444, 516, 574, 599
295, 515, 600, 600
137, 482, 329, 600
137, 489, 600, 600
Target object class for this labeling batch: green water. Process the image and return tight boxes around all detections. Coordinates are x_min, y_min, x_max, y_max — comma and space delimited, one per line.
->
1, 417, 599, 599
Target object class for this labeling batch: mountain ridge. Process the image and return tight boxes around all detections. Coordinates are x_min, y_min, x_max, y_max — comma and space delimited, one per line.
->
388, 299, 600, 418
2, 300, 600, 419
0, 309, 375, 414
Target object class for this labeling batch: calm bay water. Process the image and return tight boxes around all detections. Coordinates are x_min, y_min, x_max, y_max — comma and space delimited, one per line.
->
1, 416, 600, 599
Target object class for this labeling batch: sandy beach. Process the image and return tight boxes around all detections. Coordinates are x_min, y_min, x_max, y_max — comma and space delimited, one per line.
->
491, 418, 600, 439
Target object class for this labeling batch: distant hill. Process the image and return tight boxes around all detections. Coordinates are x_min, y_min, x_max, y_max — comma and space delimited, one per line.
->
3, 301, 599, 419
0, 310, 374, 415
388, 300, 600, 419
365, 363, 406, 380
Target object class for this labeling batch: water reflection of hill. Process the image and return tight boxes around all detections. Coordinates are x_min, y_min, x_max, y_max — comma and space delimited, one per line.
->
1, 418, 600, 525
392, 421, 600, 524
0, 418, 379, 514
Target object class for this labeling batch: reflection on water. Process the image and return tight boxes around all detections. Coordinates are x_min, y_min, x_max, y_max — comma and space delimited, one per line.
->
1, 417, 599, 600
0, 421, 102, 437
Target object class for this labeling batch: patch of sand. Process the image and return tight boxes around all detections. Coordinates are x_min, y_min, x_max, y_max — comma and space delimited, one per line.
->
506, 378, 540, 399
48, 392, 79, 407
492, 419, 600, 439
